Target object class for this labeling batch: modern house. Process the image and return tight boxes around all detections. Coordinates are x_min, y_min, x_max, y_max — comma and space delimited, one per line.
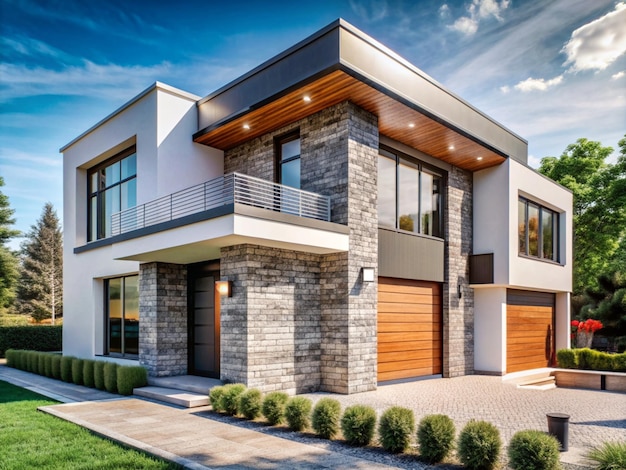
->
61, 19, 572, 394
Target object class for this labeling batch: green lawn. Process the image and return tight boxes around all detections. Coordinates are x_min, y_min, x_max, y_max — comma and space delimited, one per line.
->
0, 380, 179, 469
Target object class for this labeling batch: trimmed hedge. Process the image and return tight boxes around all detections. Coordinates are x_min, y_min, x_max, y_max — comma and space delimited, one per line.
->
209, 386, 226, 413
312, 398, 342, 440
0, 326, 62, 357
508, 430, 560, 470
220, 383, 247, 416
416, 414, 456, 463
341, 404, 376, 447
557, 348, 626, 372
457, 420, 502, 470
379, 406, 415, 454
285, 396, 312, 432
5, 350, 148, 397
238, 388, 263, 420
262, 391, 289, 426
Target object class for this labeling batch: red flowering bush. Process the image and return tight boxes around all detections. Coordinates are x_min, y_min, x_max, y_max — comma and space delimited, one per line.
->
571, 319, 603, 348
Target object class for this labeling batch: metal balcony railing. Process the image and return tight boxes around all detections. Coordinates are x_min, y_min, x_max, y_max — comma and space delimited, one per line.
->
110, 172, 331, 236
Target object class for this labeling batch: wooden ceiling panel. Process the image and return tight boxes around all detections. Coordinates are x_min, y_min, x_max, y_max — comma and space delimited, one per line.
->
194, 70, 506, 171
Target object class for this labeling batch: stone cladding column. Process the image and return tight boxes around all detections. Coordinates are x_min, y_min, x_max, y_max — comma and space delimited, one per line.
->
138, 262, 187, 377
443, 167, 474, 377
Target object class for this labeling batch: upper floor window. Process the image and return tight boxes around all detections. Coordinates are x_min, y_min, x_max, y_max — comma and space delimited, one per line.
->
277, 133, 300, 189
378, 147, 443, 238
88, 147, 137, 240
518, 196, 559, 262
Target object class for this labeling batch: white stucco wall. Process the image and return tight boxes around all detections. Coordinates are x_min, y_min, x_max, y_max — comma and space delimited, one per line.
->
474, 287, 507, 373
62, 83, 223, 360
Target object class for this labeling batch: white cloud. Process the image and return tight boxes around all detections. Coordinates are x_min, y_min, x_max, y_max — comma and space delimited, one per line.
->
612, 71, 625, 80
562, 2, 626, 72
450, 0, 510, 35
439, 4, 451, 18
500, 85, 510, 93
513, 75, 564, 92
348, 0, 389, 22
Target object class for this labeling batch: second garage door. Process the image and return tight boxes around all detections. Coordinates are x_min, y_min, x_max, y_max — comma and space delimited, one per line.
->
506, 290, 555, 373
378, 277, 442, 382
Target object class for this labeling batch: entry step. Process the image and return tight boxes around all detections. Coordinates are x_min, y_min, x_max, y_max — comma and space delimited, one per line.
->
134, 386, 209, 408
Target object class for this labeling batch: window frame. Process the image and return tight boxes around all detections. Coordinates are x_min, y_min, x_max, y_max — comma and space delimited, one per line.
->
87, 146, 137, 241
104, 274, 139, 358
275, 131, 301, 189
378, 145, 445, 239
518, 196, 560, 263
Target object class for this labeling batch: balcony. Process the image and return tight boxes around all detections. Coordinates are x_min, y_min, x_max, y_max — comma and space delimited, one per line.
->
111, 172, 331, 236
75, 172, 347, 264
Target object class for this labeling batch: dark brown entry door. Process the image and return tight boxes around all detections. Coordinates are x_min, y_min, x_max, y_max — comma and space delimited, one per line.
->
188, 262, 220, 377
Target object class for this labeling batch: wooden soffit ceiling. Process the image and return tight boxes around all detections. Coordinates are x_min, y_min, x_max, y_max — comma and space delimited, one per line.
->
193, 69, 506, 172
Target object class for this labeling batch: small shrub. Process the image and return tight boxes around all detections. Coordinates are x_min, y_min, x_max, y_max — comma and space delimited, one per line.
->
577, 348, 595, 370
26, 350, 37, 372
5, 349, 17, 368
508, 430, 560, 470
37, 353, 46, 375
94, 361, 106, 390
285, 396, 312, 432
50, 355, 61, 379
613, 354, 626, 372
416, 414, 456, 463
587, 441, 626, 470
82, 360, 95, 388
103, 362, 118, 394
262, 391, 289, 426
238, 388, 263, 420
341, 404, 377, 446
590, 351, 613, 371
556, 349, 577, 369
209, 386, 226, 412
43, 354, 53, 377
457, 420, 502, 470
379, 406, 415, 453
117, 365, 148, 395
71, 358, 84, 385
312, 398, 342, 439
221, 383, 247, 416
60, 356, 74, 382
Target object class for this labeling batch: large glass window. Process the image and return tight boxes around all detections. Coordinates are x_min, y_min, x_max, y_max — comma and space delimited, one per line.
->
88, 147, 137, 240
518, 196, 559, 262
377, 147, 443, 238
106, 275, 139, 356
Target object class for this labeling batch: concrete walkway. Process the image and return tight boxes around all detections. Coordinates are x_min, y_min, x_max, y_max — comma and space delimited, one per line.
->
2, 363, 625, 469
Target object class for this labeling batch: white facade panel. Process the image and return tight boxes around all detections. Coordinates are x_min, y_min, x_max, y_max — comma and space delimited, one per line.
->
474, 287, 507, 374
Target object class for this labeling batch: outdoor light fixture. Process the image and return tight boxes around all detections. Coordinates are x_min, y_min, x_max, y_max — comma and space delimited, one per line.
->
457, 282, 463, 299
361, 267, 375, 283
216, 280, 232, 297
303, 95, 312, 103
242, 123, 250, 130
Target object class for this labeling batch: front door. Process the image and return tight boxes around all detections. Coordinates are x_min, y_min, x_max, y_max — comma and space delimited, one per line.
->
188, 262, 220, 377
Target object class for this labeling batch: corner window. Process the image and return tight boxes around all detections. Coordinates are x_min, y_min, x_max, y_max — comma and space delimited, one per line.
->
88, 147, 137, 240
378, 147, 443, 238
106, 275, 139, 356
276, 133, 300, 189
518, 197, 559, 262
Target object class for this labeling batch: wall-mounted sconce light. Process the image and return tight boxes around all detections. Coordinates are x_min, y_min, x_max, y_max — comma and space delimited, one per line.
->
457, 282, 463, 299
216, 280, 232, 297
361, 267, 375, 283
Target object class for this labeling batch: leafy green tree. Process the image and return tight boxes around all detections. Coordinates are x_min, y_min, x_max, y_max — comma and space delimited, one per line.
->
539, 136, 626, 294
581, 271, 626, 344
17, 203, 63, 323
0, 176, 20, 309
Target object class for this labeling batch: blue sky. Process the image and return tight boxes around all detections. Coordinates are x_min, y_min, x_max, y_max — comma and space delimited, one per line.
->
1, 0, 625, 249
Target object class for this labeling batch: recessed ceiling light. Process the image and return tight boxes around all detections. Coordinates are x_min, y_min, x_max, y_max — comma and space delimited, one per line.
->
303, 95, 312, 103
477, 156, 483, 161
448, 145, 455, 150
243, 124, 250, 130
408, 123, 415, 128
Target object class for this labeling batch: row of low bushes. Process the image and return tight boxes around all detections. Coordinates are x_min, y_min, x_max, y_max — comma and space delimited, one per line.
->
209, 383, 562, 470
557, 348, 626, 372
0, 326, 62, 357
5, 349, 147, 396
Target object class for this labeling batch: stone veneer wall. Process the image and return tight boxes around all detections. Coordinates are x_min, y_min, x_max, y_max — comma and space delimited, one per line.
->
220, 245, 321, 393
138, 262, 188, 377
223, 101, 379, 394
443, 166, 474, 377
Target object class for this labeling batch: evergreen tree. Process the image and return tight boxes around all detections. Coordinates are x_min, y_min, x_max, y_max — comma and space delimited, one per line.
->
17, 203, 63, 323
0, 176, 20, 308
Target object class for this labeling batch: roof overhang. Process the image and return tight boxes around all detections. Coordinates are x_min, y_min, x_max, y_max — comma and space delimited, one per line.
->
193, 19, 528, 172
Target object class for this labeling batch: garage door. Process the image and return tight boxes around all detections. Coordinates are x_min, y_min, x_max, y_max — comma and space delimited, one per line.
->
506, 290, 555, 373
378, 277, 442, 382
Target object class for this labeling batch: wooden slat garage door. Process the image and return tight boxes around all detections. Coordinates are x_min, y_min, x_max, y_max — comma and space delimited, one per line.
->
506, 290, 555, 373
378, 277, 442, 382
